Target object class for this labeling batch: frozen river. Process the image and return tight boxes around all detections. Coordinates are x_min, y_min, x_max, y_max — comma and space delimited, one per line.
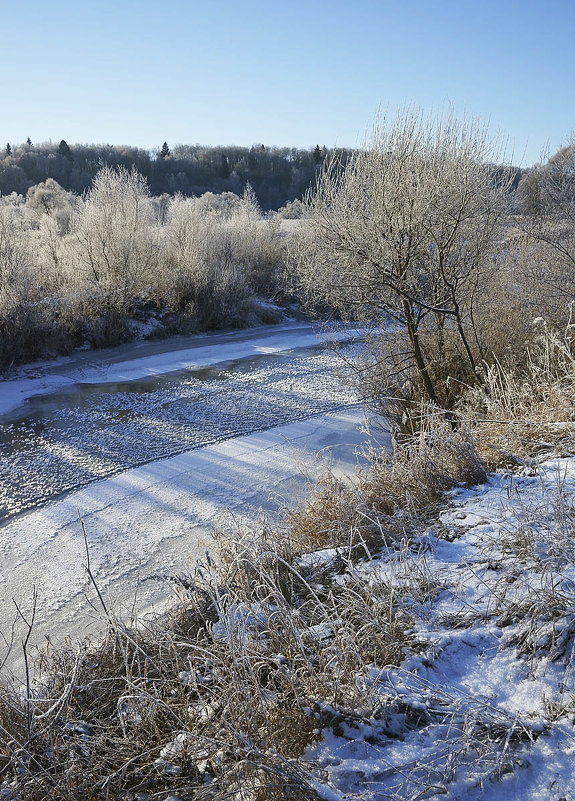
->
0, 342, 360, 523
0, 324, 386, 678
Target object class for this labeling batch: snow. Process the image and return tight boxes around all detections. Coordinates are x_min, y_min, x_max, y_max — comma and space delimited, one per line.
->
0, 323, 378, 682
0, 372, 76, 418
66, 325, 355, 385
0, 322, 358, 416
304, 456, 575, 799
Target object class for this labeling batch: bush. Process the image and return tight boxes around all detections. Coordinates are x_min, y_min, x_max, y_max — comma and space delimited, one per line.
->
0, 170, 289, 369
459, 315, 575, 466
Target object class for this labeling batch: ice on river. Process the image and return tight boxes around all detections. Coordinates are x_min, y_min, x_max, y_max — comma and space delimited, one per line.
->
0, 324, 363, 521
0, 406, 380, 680
0, 324, 381, 679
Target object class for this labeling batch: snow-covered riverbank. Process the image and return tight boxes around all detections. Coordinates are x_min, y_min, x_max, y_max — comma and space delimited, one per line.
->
303, 457, 575, 798
3, 316, 575, 796
0, 405, 382, 679
6, 431, 575, 798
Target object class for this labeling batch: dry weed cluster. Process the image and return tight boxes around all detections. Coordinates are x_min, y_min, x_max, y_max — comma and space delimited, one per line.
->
0, 535, 409, 799
460, 315, 575, 466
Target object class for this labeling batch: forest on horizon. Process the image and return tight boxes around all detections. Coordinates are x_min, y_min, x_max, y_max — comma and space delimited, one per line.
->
1, 138, 527, 211
0, 139, 353, 210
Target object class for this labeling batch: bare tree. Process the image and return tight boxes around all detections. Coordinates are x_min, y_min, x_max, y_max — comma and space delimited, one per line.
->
292, 110, 512, 404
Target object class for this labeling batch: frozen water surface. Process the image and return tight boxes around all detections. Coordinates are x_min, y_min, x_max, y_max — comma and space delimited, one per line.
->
0, 341, 361, 523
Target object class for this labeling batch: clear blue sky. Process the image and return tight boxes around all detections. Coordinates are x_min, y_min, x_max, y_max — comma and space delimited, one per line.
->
3, 0, 574, 165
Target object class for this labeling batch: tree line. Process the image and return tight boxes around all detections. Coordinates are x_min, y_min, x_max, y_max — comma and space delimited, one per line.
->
0, 140, 349, 211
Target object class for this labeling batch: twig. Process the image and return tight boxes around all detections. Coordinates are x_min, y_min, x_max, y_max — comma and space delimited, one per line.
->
12, 586, 38, 742
78, 510, 110, 621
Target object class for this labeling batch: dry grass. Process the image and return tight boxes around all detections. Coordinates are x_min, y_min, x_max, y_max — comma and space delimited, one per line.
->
285, 406, 486, 559
360, 408, 486, 509
460, 318, 575, 466
0, 516, 413, 800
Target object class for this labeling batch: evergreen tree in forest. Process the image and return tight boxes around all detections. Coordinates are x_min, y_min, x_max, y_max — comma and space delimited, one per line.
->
58, 139, 73, 161
26, 137, 32, 146
5, 143, 11, 156
159, 142, 170, 159
313, 144, 322, 164
220, 153, 230, 179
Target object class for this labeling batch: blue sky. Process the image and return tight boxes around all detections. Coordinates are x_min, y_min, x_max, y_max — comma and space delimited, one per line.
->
3, 0, 574, 165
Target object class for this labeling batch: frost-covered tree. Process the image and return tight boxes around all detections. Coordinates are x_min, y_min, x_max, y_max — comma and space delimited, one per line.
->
161, 186, 281, 323
26, 178, 76, 235
275, 198, 304, 219
518, 139, 575, 301
74, 167, 158, 308
193, 191, 244, 219
161, 193, 247, 323
293, 111, 511, 404
0, 201, 33, 310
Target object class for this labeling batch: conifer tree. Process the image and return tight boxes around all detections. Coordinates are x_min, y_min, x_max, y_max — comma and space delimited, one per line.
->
58, 139, 73, 161
220, 153, 230, 179
159, 142, 170, 159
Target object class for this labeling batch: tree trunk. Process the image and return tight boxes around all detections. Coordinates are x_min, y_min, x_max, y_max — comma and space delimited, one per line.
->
402, 299, 438, 403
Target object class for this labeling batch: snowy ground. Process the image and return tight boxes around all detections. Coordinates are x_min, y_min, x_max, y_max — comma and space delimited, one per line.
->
303, 459, 575, 799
